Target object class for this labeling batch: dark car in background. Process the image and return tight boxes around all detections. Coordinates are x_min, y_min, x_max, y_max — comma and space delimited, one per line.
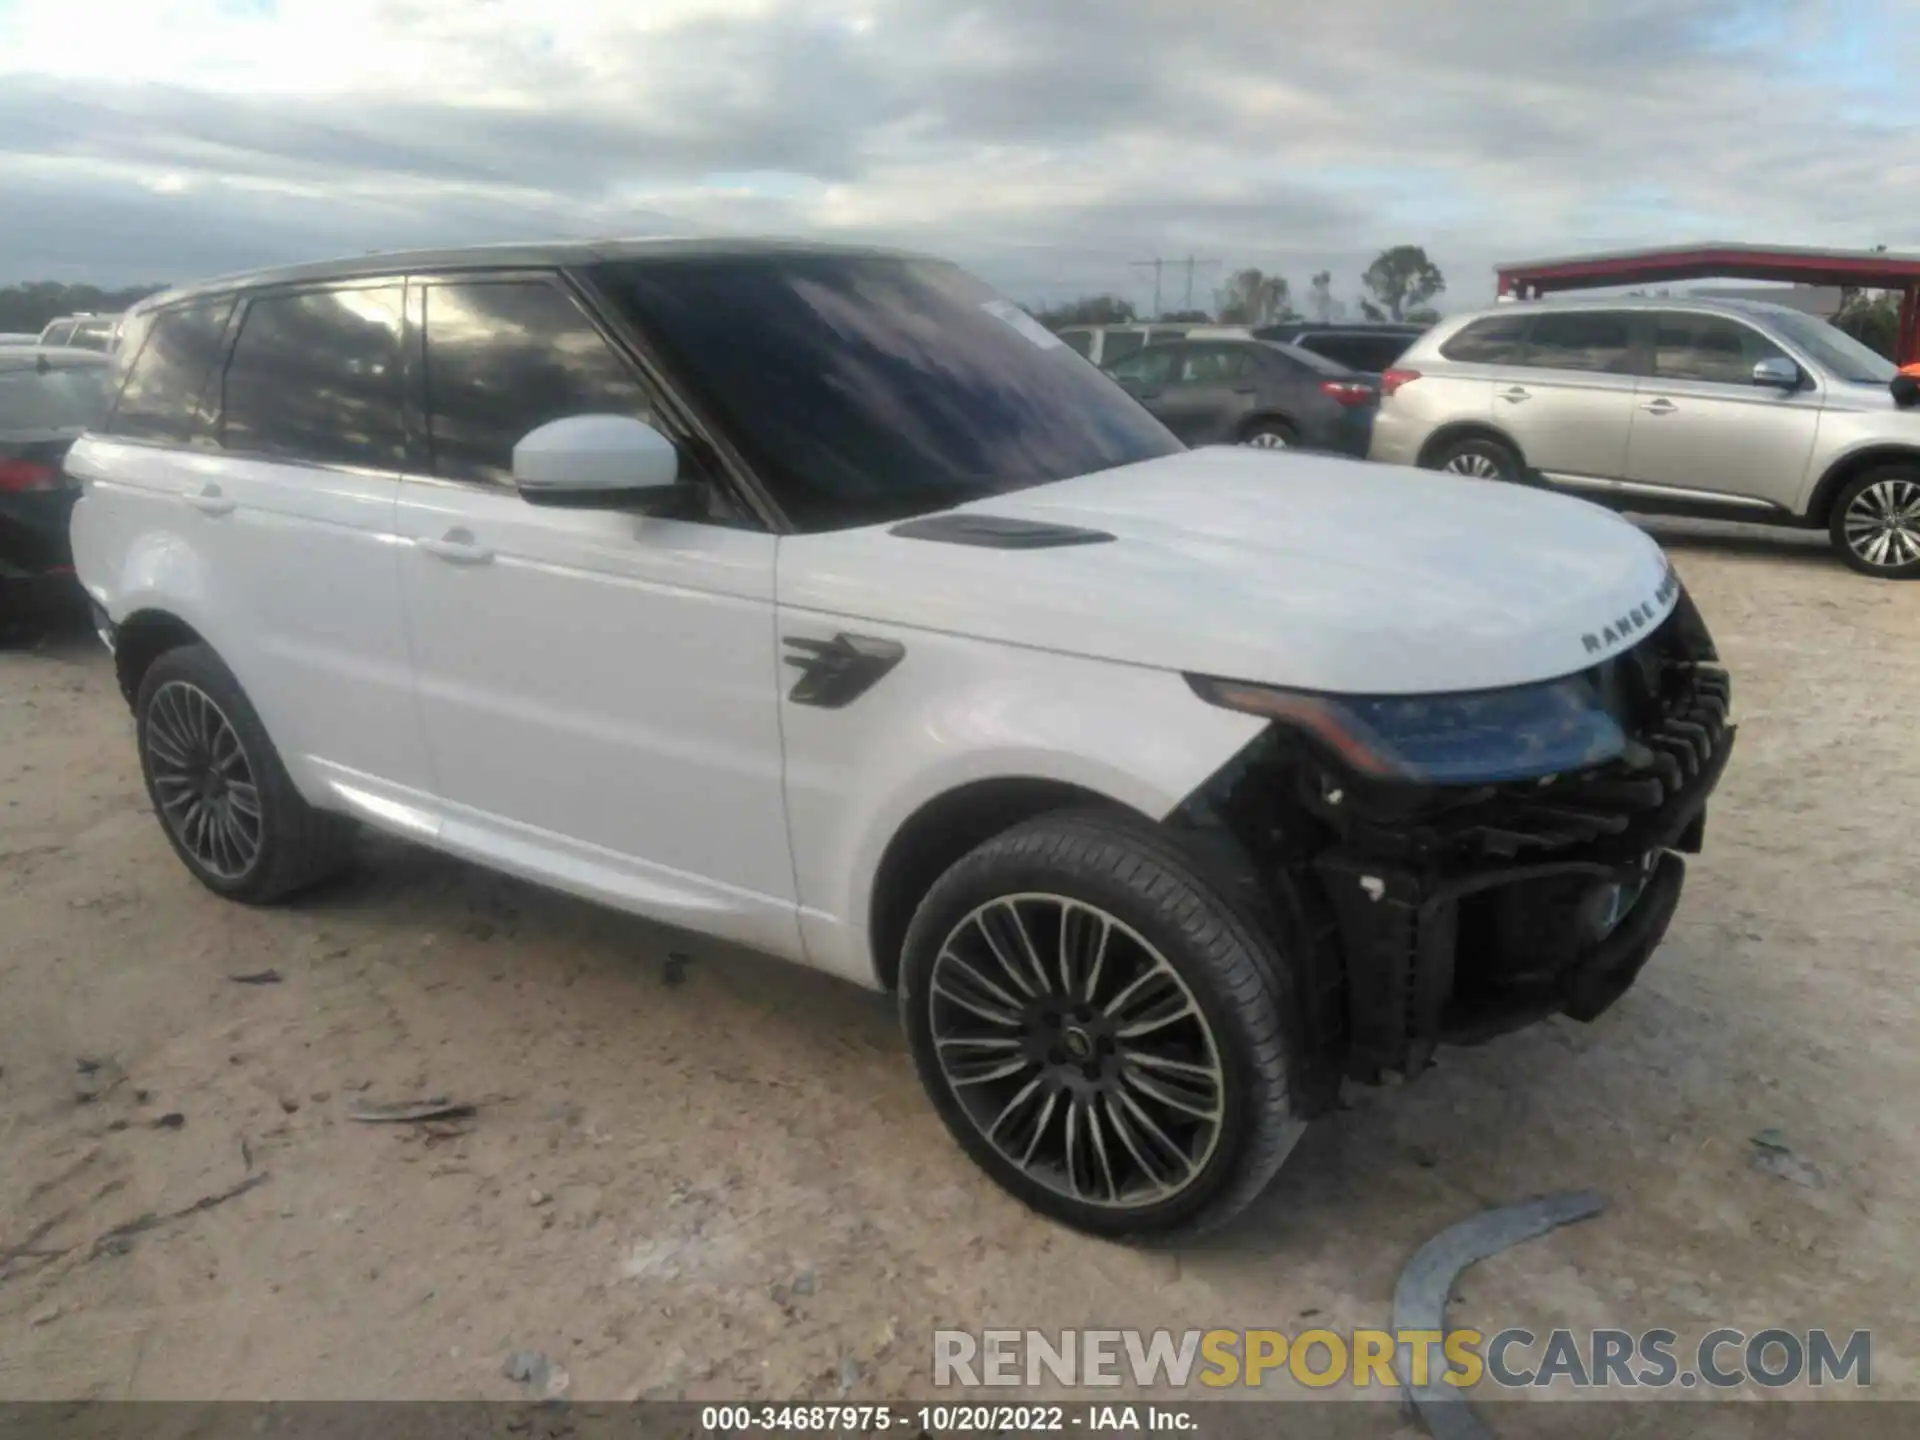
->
1105, 337, 1378, 453
1, 347, 113, 632
1252, 321, 1425, 375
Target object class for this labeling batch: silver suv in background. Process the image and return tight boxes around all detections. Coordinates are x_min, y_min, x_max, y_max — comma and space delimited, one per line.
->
1369, 297, 1920, 578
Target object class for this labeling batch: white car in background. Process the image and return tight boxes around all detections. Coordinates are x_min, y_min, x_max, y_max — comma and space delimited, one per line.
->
69, 240, 1734, 1237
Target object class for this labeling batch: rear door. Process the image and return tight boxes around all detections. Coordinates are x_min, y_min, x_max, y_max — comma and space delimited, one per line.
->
1624, 311, 1821, 509
1488, 309, 1638, 481
200, 281, 430, 798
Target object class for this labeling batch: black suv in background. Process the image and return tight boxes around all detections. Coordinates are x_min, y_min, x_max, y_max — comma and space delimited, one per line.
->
1253, 321, 1425, 375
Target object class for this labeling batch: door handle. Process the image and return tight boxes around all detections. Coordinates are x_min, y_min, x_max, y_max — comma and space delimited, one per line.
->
181, 485, 236, 517
1640, 398, 1677, 415
1497, 386, 1531, 403
419, 529, 495, 565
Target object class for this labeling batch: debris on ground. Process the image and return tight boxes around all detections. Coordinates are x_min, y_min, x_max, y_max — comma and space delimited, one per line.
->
227, 969, 282, 985
1394, 1190, 1608, 1440
661, 952, 691, 987
502, 1350, 570, 1397
71, 1057, 122, 1105
152, 1113, 185, 1131
88, 1172, 271, 1260
1750, 1129, 1825, 1189
347, 1097, 477, 1124
791, 1269, 818, 1297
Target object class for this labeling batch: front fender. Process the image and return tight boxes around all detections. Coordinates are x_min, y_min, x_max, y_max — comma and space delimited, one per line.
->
777, 619, 1265, 986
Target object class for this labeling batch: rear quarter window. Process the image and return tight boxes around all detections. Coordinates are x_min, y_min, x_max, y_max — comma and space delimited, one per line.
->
1439, 315, 1531, 364
106, 297, 237, 443
0, 364, 112, 431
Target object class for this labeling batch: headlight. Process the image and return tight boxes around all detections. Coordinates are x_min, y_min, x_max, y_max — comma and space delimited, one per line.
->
1187, 673, 1628, 784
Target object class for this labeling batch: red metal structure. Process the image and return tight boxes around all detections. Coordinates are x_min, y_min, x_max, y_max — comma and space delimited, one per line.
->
1495, 242, 1920, 366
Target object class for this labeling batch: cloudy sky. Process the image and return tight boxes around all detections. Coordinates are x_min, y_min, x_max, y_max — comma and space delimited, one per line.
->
3, 0, 1916, 312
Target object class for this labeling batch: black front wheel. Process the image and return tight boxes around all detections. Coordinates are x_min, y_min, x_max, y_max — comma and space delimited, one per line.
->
135, 643, 354, 902
899, 810, 1306, 1240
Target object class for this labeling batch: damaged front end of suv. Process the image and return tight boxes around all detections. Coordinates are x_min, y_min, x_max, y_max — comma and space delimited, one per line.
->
1176, 587, 1734, 1113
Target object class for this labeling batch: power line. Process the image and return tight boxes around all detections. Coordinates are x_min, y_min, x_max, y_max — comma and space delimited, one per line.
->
1131, 254, 1220, 317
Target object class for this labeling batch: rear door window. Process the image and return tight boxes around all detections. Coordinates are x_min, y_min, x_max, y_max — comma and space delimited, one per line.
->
1439, 315, 1532, 364
1651, 313, 1788, 385
420, 278, 652, 486
106, 297, 237, 443
1101, 329, 1146, 364
1107, 345, 1179, 388
1523, 311, 1633, 373
1176, 345, 1249, 384
219, 285, 405, 469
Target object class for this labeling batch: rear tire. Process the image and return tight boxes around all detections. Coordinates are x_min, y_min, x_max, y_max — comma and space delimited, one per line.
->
135, 644, 354, 903
1427, 434, 1523, 483
1829, 465, 1920, 579
898, 809, 1305, 1240
1241, 420, 1298, 449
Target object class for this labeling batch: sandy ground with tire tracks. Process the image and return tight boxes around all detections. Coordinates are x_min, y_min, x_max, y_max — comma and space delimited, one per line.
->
0, 518, 1916, 1419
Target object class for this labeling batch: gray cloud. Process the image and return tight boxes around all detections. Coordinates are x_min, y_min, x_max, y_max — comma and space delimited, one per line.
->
2, 0, 1916, 310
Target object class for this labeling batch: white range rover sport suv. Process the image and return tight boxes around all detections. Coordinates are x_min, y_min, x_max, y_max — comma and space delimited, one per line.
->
68, 240, 1735, 1238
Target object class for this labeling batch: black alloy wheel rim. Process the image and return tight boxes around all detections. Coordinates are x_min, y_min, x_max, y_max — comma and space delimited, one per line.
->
146, 680, 263, 879
928, 894, 1226, 1209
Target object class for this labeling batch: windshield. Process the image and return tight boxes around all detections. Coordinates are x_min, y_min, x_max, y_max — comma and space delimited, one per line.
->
595, 254, 1181, 531
1764, 308, 1897, 384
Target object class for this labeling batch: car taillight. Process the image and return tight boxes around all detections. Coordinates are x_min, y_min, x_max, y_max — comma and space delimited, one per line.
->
1380, 367, 1421, 398
1319, 379, 1377, 407
0, 459, 60, 493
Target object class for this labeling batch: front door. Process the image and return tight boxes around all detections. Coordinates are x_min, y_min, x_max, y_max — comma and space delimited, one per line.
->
1624, 311, 1822, 509
391, 273, 800, 959
1487, 309, 1638, 481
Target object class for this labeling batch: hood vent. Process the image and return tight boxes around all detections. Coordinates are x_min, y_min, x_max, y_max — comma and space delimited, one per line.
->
888, 513, 1115, 549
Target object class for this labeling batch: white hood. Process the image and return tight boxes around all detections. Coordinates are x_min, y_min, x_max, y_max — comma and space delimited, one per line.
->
776, 447, 1680, 696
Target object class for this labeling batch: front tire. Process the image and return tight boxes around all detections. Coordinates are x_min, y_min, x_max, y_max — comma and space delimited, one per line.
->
135, 644, 354, 903
1427, 434, 1523, 483
1830, 466, 1920, 579
899, 810, 1305, 1240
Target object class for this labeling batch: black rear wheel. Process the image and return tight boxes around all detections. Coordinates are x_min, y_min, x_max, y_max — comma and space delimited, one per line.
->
1240, 420, 1298, 449
136, 644, 355, 902
1428, 434, 1523, 483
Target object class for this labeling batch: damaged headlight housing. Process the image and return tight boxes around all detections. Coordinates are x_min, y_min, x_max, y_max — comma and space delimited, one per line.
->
1187, 672, 1628, 784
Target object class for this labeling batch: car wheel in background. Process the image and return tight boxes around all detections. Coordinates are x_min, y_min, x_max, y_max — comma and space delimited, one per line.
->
899, 809, 1306, 1240
1240, 420, 1297, 449
1831, 466, 1920, 580
1427, 434, 1523, 483
135, 643, 356, 902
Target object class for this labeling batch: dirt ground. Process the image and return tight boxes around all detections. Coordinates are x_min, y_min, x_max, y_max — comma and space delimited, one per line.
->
1, 518, 1916, 1414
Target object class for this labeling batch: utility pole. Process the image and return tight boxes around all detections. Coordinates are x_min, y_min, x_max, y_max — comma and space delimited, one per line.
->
1179, 254, 1221, 314
1130, 257, 1165, 320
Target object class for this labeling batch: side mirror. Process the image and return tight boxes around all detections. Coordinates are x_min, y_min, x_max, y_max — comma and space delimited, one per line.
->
512, 414, 690, 511
1890, 374, 1920, 409
1752, 356, 1801, 389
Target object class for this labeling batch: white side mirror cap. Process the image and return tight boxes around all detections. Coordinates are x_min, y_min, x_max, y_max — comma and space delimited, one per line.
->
512, 414, 680, 507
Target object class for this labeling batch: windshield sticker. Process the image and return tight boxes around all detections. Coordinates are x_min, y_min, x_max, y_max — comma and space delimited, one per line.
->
981, 299, 1065, 350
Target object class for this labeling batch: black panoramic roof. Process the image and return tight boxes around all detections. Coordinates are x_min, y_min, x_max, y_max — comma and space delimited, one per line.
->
133, 235, 928, 315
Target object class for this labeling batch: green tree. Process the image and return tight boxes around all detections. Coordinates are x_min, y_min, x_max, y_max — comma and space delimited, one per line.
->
0, 281, 168, 334
1834, 293, 1900, 359
1214, 268, 1291, 325
1361, 246, 1446, 321
1305, 270, 1343, 323
1031, 294, 1138, 329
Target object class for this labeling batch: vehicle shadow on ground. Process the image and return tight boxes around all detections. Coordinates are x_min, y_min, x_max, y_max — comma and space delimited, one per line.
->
1629, 515, 1839, 570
